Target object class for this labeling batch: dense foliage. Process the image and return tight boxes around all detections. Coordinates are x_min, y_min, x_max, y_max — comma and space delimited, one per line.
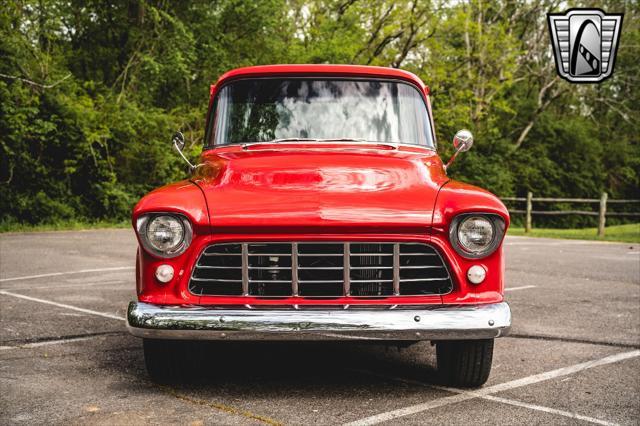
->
1, 0, 638, 227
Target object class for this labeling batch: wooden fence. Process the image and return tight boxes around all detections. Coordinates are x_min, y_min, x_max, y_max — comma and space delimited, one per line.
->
501, 192, 640, 237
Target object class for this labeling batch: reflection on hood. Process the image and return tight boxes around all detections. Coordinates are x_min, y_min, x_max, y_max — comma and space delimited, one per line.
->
194, 145, 448, 233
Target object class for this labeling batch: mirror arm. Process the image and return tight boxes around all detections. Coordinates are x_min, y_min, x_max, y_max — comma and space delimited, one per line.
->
173, 141, 196, 171
444, 145, 463, 172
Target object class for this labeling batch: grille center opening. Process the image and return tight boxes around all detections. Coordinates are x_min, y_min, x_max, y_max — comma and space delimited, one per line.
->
189, 242, 453, 297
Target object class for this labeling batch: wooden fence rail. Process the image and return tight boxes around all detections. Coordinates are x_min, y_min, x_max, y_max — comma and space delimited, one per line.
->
501, 192, 640, 237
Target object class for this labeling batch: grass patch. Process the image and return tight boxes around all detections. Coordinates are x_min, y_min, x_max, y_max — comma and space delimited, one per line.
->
0, 219, 129, 233
508, 223, 640, 244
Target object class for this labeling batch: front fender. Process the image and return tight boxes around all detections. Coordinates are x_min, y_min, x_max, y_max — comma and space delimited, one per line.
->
132, 180, 210, 305
432, 180, 510, 305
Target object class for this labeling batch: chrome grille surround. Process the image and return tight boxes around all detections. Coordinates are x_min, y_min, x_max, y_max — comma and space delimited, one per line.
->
189, 242, 453, 297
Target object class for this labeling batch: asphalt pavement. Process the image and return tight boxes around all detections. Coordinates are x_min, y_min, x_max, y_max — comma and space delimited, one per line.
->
1, 230, 638, 425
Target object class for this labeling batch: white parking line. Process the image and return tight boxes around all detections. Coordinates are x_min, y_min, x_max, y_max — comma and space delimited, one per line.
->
0, 334, 116, 351
344, 350, 639, 425
0, 266, 134, 283
0, 290, 125, 321
505, 285, 537, 292
349, 369, 617, 426
7, 280, 130, 291
481, 395, 618, 426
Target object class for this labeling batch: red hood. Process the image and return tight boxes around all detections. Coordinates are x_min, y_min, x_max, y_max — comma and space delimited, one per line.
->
192, 144, 449, 234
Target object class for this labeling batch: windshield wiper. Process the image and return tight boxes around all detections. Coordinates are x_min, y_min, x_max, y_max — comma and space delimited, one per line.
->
270, 137, 319, 143
316, 138, 366, 142
241, 137, 397, 149
269, 137, 368, 143
259, 137, 372, 143
241, 138, 317, 149
318, 138, 398, 149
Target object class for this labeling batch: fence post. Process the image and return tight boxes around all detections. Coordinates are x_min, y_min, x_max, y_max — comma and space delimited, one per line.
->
598, 192, 607, 238
525, 191, 533, 233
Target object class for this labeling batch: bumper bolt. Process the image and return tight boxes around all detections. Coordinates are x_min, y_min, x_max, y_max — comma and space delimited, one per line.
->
414, 315, 421, 322
488, 320, 495, 326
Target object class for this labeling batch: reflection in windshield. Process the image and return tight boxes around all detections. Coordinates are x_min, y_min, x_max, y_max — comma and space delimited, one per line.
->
210, 79, 433, 147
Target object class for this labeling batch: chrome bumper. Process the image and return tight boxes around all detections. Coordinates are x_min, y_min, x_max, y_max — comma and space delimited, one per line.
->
127, 301, 511, 341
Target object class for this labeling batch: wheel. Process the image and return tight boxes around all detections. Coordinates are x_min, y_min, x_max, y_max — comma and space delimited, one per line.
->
436, 339, 494, 388
142, 338, 183, 383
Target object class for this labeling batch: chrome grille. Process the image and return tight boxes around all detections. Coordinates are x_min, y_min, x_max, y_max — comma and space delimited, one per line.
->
189, 242, 453, 297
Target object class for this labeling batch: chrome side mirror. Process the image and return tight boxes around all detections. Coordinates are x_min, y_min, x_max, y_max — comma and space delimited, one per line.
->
171, 131, 195, 170
445, 129, 474, 171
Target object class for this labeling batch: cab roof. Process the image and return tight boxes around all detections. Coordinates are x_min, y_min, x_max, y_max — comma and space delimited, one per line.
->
212, 64, 429, 95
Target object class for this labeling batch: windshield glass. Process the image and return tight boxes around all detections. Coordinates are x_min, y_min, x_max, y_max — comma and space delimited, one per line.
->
208, 78, 434, 147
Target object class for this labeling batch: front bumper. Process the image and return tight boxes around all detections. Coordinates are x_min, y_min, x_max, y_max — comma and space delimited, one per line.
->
127, 301, 511, 341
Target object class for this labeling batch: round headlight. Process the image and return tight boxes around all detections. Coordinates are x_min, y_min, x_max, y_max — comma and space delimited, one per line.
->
457, 216, 494, 253
450, 213, 505, 259
147, 215, 184, 252
136, 213, 192, 258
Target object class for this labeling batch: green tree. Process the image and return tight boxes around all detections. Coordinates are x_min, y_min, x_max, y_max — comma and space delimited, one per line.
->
1, 0, 638, 228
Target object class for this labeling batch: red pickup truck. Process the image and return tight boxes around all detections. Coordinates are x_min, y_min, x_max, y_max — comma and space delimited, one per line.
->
127, 64, 511, 387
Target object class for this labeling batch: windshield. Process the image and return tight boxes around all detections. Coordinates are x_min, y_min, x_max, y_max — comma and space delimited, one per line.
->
207, 78, 434, 147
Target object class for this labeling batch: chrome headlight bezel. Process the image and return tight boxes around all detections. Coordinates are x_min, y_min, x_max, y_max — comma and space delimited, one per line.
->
136, 213, 193, 258
449, 213, 506, 259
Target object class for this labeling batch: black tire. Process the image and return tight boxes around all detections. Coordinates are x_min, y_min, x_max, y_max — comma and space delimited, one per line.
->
436, 339, 494, 388
143, 338, 183, 384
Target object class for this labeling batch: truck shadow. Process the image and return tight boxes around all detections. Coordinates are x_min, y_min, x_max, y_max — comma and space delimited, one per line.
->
145, 341, 440, 388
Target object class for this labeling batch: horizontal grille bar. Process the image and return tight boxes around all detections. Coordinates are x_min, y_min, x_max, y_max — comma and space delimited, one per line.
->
189, 242, 453, 297
297, 253, 343, 257
248, 266, 291, 270
191, 278, 242, 282
196, 265, 241, 269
